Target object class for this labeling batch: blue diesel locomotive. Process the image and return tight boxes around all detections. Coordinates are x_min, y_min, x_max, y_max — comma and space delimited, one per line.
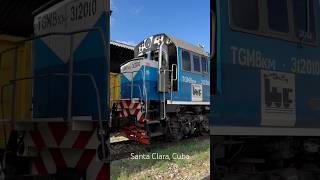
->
212, 0, 320, 178
113, 33, 210, 144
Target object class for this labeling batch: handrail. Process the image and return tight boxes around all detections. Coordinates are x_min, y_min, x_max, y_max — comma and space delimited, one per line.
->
0, 73, 108, 161
142, 66, 148, 116
122, 84, 143, 101
160, 64, 177, 120
120, 69, 146, 100
0, 73, 102, 121
120, 64, 148, 115
121, 71, 141, 99
171, 64, 177, 101
159, 69, 170, 120
0, 28, 108, 55
0, 28, 110, 162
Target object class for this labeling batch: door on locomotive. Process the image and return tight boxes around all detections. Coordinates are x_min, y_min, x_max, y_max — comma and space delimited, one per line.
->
158, 43, 170, 92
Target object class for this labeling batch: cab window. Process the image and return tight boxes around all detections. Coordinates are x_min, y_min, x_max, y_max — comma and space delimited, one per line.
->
201, 57, 208, 73
229, 0, 317, 45
267, 0, 289, 33
193, 55, 201, 72
182, 50, 191, 71
230, 0, 259, 31
293, 0, 316, 42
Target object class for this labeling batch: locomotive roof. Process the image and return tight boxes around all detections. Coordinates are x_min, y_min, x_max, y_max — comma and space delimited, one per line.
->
135, 33, 209, 57
111, 40, 135, 50
165, 34, 209, 57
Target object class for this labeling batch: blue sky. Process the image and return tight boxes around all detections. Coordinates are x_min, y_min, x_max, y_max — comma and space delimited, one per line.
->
110, 0, 210, 52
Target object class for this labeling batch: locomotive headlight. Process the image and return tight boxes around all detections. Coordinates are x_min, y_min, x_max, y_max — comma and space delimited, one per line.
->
145, 38, 152, 48
154, 36, 161, 45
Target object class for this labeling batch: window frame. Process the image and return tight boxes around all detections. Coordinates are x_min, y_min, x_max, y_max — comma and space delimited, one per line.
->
228, 0, 263, 36
228, 0, 318, 46
192, 54, 202, 73
181, 49, 192, 72
180, 49, 210, 74
265, 0, 293, 38
201, 56, 209, 74
292, 0, 317, 43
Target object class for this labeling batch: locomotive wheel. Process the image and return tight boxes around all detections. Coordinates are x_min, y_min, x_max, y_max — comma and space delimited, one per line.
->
169, 115, 184, 141
200, 114, 209, 134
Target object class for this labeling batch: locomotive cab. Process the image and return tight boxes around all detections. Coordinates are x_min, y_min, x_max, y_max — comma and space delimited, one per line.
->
119, 34, 178, 100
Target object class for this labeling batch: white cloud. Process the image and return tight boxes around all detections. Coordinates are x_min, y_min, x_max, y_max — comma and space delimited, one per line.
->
132, 6, 144, 15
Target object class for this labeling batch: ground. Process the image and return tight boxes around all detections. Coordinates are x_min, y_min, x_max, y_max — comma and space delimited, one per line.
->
111, 137, 210, 180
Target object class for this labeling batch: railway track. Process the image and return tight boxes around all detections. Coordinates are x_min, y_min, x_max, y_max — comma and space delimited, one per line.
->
110, 140, 142, 161
110, 134, 209, 161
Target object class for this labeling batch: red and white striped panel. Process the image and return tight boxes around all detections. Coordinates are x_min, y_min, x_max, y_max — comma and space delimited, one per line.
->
31, 148, 109, 180
24, 122, 100, 149
117, 100, 142, 109
117, 100, 145, 122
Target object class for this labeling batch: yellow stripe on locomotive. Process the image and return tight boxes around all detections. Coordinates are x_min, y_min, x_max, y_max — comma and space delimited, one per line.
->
0, 34, 32, 149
